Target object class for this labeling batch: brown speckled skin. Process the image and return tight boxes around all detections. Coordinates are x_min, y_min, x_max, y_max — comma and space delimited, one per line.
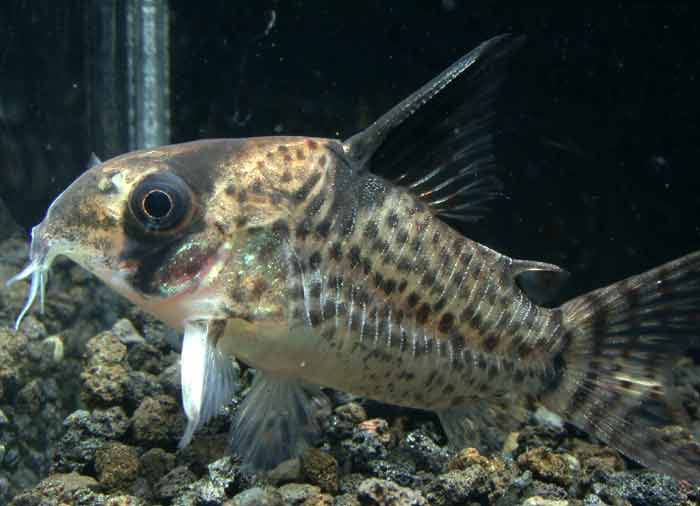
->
34, 136, 562, 412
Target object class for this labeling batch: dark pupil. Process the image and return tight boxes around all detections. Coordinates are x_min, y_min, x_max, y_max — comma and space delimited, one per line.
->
143, 190, 172, 220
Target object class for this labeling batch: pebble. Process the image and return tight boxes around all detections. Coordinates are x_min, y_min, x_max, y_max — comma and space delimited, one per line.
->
592, 471, 685, 506
300, 448, 339, 494
517, 448, 575, 488
94, 442, 140, 490
423, 467, 491, 506
399, 429, 449, 473
268, 458, 302, 485
521, 497, 570, 506
229, 486, 284, 506
278, 483, 325, 505
131, 395, 182, 446
356, 478, 428, 506
155, 466, 197, 502
139, 448, 176, 484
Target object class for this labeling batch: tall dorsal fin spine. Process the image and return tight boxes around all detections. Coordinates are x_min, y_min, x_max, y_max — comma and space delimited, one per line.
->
343, 34, 514, 171
342, 34, 524, 223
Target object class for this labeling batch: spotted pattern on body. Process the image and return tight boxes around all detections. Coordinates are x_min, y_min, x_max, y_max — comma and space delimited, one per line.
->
277, 147, 562, 410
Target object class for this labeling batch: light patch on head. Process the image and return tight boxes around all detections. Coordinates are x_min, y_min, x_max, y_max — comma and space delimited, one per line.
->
97, 176, 115, 193
109, 172, 129, 193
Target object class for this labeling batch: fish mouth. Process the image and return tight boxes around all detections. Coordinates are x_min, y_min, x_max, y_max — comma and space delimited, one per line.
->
5, 222, 62, 331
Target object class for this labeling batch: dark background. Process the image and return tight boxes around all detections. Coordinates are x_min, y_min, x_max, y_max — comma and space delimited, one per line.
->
0, 2, 699, 299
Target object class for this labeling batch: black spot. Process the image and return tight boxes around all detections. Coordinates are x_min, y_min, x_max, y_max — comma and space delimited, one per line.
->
309, 251, 322, 270
416, 303, 431, 324
439, 246, 451, 263
362, 258, 372, 275
486, 288, 497, 306
309, 282, 322, 298
323, 300, 336, 318
438, 313, 455, 333
443, 384, 455, 395
225, 183, 236, 195
289, 284, 304, 299
383, 279, 396, 295
315, 220, 331, 239
237, 188, 247, 203
432, 297, 446, 312
329, 242, 342, 260
450, 395, 466, 407
234, 215, 248, 228
340, 211, 357, 237
387, 212, 399, 227
471, 312, 482, 329
350, 246, 361, 268
407, 292, 419, 308
251, 178, 264, 194
309, 310, 321, 327
294, 172, 322, 201
411, 237, 422, 253
272, 220, 289, 239
295, 220, 311, 240
396, 229, 408, 244
363, 221, 379, 240
483, 334, 499, 351
374, 272, 384, 288
421, 270, 436, 288
372, 240, 388, 254
397, 257, 411, 272
432, 231, 441, 244
292, 306, 305, 320
306, 193, 326, 216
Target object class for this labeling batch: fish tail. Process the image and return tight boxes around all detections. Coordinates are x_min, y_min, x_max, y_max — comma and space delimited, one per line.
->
542, 250, 700, 481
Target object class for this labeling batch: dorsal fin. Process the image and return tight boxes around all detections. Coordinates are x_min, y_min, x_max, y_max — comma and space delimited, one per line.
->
87, 152, 102, 170
342, 34, 524, 222
512, 259, 570, 306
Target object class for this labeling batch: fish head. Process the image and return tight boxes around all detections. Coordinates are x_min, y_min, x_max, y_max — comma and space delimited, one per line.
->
8, 137, 330, 332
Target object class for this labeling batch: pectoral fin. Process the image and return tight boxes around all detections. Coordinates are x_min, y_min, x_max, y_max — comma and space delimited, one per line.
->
179, 320, 239, 448
231, 371, 330, 469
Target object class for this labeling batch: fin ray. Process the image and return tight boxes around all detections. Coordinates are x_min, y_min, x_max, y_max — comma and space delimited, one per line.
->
545, 250, 700, 481
231, 372, 330, 470
179, 320, 239, 448
438, 393, 528, 453
343, 34, 524, 222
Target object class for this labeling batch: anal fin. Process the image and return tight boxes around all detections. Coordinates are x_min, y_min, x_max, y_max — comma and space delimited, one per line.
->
179, 320, 240, 448
231, 371, 330, 470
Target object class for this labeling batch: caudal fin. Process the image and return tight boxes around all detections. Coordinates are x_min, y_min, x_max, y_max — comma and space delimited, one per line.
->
543, 250, 700, 481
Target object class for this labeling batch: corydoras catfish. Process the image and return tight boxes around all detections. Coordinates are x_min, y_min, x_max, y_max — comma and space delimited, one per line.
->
7, 35, 700, 480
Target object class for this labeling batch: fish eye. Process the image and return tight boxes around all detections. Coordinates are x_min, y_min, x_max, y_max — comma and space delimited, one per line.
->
129, 172, 191, 232
143, 190, 173, 220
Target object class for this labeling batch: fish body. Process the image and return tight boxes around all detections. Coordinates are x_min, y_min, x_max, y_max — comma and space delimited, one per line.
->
8, 35, 700, 479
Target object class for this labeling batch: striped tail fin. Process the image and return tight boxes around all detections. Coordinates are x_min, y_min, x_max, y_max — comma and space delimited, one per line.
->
543, 250, 700, 482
